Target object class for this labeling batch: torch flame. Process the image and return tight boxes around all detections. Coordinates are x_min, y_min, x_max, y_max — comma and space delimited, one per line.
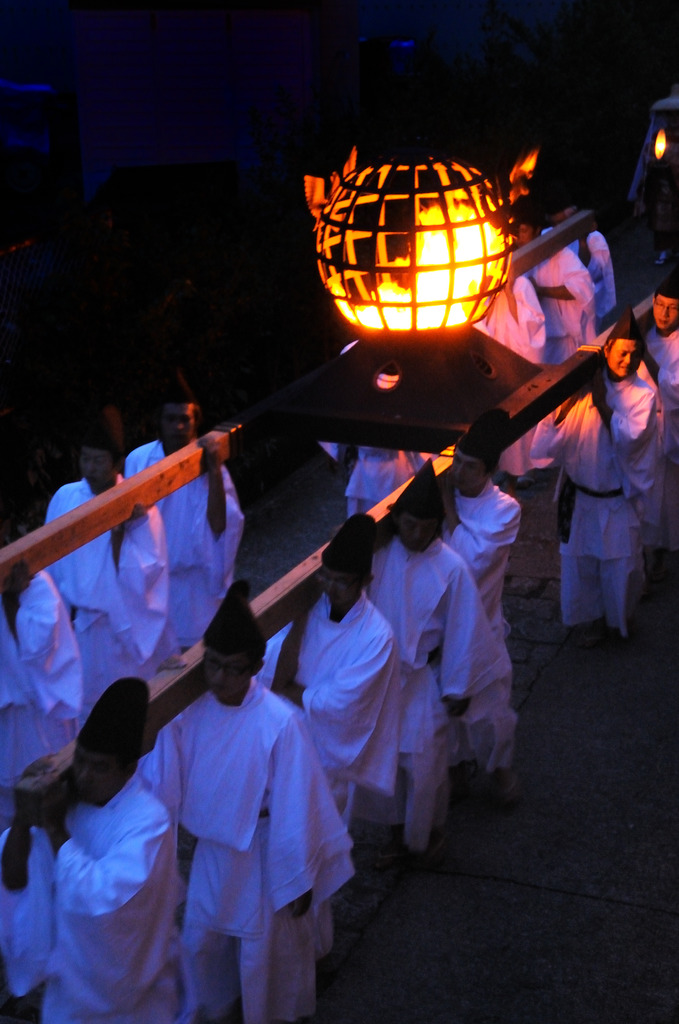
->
311, 152, 513, 331
351, 196, 506, 330
508, 147, 540, 204
655, 128, 667, 161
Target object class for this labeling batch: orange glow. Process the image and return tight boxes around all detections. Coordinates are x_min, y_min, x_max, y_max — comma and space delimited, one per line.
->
310, 152, 513, 332
655, 128, 667, 161
509, 147, 540, 204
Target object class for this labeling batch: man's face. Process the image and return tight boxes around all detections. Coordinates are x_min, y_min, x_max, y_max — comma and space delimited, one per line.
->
80, 446, 117, 494
203, 646, 258, 706
393, 510, 439, 553
72, 744, 134, 806
160, 403, 199, 454
317, 565, 365, 621
604, 338, 642, 381
653, 294, 679, 337
515, 223, 540, 247
451, 448, 489, 497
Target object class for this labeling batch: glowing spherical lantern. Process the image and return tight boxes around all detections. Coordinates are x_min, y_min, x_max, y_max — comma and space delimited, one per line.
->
308, 150, 514, 333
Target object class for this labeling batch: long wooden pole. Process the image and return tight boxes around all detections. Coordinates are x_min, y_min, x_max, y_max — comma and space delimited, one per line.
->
11, 219, 650, 804
0, 425, 242, 592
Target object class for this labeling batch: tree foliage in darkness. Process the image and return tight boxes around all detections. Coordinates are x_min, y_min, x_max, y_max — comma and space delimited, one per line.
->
3, 0, 678, 531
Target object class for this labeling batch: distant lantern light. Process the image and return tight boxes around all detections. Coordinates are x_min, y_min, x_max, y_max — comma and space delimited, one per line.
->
308, 150, 514, 333
655, 127, 667, 161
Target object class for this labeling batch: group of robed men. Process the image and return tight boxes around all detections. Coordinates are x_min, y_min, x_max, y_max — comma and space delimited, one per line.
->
0, 371, 244, 829
0, 401, 527, 1024
3, 259, 679, 1021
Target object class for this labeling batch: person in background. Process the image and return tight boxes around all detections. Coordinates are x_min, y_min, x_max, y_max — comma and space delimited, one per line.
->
269, 513, 402, 822
45, 406, 175, 718
639, 265, 679, 585
357, 461, 507, 869
512, 196, 596, 365
441, 411, 521, 805
531, 307, 657, 647
476, 260, 546, 492
628, 83, 679, 265
125, 369, 244, 650
542, 182, 616, 334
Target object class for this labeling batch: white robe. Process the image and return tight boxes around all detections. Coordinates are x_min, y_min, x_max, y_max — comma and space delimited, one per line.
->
125, 440, 244, 648
319, 443, 428, 516
142, 681, 354, 1024
642, 325, 679, 550
531, 372, 657, 633
45, 477, 175, 717
359, 536, 508, 849
569, 231, 616, 326
442, 481, 520, 645
442, 482, 521, 771
0, 775, 186, 1024
531, 244, 596, 363
0, 570, 82, 829
478, 274, 546, 475
291, 591, 402, 812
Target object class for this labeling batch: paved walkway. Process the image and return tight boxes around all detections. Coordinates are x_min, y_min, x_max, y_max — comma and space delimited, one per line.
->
242, 216, 679, 1023
306, 469, 679, 1024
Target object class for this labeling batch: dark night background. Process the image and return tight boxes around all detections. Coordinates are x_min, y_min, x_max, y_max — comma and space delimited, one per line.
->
0, 0, 677, 532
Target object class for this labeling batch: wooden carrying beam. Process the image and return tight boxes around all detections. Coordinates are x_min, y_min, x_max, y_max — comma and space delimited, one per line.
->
0, 212, 598, 597
14, 452, 454, 807
10, 279, 654, 803
510, 210, 596, 278
0, 424, 242, 593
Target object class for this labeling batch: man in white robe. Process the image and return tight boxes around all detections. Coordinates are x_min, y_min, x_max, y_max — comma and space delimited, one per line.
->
640, 266, 679, 581
270, 514, 402, 820
531, 307, 658, 646
512, 196, 596, 364
0, 677, 188, 1024
0, 561, 82, 829
575, 229, 616, 332
125, 371, 244, 649
441, 411, 521, 803
542, 186, 616, 332
143, 581, 353, 1024
356, 462, 507, 867
320, 442, 428, 516
45, 407, 175, 718
477, 264, 546, 489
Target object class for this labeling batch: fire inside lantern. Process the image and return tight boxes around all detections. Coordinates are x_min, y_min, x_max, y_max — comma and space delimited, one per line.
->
306, 150, 514, 332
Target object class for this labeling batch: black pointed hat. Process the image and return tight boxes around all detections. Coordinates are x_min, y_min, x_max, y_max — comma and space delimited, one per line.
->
509, 195, 544, 232
456, 409, 512, 471
656, 264, 679, 301
161, 368, 199, 407
605, 305, 644, 349
81, 404, 125, 459
204, 580, 266, 660
391, 458, 444, 521
322, 513, 376, 577
78, 677, 148, 764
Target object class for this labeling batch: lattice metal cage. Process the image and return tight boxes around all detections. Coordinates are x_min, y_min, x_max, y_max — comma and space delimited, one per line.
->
314, 150, 514, 333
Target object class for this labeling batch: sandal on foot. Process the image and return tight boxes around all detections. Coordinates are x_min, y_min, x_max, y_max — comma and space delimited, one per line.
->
374, 843, 409, 870
493, 768, 521, 807
413, 830, 446, 869
575, 620, 606, 648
